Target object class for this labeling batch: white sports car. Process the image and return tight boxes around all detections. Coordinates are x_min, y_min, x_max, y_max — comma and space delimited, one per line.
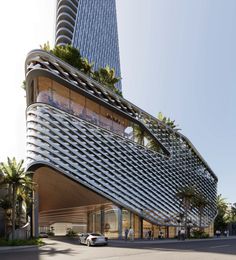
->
78, 233, 108, 246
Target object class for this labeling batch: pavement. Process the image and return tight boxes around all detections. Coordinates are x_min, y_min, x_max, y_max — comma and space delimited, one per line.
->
0, 236, 236, 260
0, 236, 235, 253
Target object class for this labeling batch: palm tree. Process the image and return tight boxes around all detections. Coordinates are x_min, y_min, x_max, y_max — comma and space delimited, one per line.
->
147, 137, 161, 152
133, 125, 145, 146
39, 43, 122, 96
176, 186, 196, 237
231, 203, 236, 222
92, 65, 122, 95
192, 193, 208, 231
216, 194, 228, 214
0, 197, 12, 239
16, 185, 33, 228
51, 45, 83, 70
40, 41, 51, 52
214, 194, 229, 232
157, 112, 180, 131
80, 57, 94, 76
0, 157, 34, 240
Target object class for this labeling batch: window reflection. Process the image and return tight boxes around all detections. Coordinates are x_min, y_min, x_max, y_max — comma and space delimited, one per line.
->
52, 81, 70, 112
122, 209, 131, 238
86, 99, 100, 124
36, 76, 161, 153
104, 206, 118, 239
70, 91, 85, 118
100, 106, 113, 131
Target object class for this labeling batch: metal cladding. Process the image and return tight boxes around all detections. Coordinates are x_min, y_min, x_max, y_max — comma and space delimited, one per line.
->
25, 50, 218, 227
55, 0, 122, 90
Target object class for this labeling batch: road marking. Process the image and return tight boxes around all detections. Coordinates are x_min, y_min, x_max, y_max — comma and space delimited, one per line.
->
210, 244, 230, 248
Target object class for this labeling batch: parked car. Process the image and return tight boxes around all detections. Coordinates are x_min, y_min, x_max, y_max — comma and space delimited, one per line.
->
78, 233, 108, 246
39, 231, 48, 238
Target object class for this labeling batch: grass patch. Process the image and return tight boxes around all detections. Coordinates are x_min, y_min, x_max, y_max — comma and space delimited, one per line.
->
0, 238, 45, 247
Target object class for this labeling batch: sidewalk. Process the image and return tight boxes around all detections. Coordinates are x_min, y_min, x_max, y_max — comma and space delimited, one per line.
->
109, 235, 236, 245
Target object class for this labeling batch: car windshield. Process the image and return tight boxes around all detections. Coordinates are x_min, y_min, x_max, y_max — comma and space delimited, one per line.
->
90, 233, 101, 236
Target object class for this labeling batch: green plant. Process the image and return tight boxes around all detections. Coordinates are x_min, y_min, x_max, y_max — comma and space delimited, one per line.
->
192, 193, 208, 231
191, 230, 209, 239
0, 238, 44, 246
92, 65, 122, 95
0, 157, 35, 240
176, 186, 196, 237
46, 231, 55, 236
214, 194, 229, 232
40, 43, 122, 96
66, 228, 77, 237
157, 112, 180, 131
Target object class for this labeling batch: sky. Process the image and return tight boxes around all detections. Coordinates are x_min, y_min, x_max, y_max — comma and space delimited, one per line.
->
0, 0, 235, 203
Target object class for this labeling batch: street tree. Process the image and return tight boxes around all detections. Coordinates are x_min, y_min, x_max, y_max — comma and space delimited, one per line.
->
0, 157, 34, 240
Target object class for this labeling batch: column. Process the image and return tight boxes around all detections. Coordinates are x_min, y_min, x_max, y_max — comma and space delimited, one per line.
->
117, 207, 122, 239
101, 206, 105, 234
140, 218, 143, 239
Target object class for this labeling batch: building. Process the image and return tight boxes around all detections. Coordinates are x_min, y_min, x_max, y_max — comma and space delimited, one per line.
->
55, 0, 122, 90
25, 50, 217, 238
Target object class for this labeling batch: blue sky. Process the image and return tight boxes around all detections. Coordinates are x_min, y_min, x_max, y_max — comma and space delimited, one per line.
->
0, 0, 235, 202
116, 0, 236, 203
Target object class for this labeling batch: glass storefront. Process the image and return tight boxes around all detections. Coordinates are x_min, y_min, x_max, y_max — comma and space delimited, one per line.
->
39, 200, 178, 239
122, 209, 131, 238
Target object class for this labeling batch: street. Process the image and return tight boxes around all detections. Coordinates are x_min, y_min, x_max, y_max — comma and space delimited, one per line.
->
0, 237, 236, 260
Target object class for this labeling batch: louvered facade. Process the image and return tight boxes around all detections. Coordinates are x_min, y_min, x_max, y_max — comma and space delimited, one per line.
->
25, 50, 217, 238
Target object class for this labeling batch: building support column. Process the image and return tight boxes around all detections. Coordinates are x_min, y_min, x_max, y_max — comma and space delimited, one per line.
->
87, 212, 90, 233
32, 190, 39, 237
166, 226, 169, 238
140, 218, 143, 239
118, 207, 122, 239
101, 206, 105, 235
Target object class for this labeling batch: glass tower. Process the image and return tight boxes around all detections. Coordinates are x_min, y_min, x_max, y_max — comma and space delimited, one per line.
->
55, 0, 122, 90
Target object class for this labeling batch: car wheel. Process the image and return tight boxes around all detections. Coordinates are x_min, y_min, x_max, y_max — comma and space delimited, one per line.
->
87, 240, 91, 247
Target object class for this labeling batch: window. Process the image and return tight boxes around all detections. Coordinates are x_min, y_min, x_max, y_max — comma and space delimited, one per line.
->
70, 91, 85, 118
85, 98, 100, 124
100, 106, 113, 131
52, 81, 70, 112
37, 77, 52, 103
34, 77, 165, 154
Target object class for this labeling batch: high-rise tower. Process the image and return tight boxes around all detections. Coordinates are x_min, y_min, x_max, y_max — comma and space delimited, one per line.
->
55, 0, 122, 90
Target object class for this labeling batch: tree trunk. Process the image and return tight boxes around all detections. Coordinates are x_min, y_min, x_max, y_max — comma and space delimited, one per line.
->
18, 198, 23, 228
12, 185, 17, 240
184, 199, 190, 238
184, 206, 188, 238
199, 208, 203, 232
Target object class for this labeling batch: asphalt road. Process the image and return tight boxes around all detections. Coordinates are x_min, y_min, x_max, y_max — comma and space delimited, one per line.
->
0, 237, 236, 260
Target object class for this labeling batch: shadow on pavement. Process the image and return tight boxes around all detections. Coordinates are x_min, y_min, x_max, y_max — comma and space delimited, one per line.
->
107, 237, 236, 256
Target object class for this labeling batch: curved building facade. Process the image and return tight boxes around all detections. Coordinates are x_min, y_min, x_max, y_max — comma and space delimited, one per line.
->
25, 50, 217, 238
55, 0, 122, 90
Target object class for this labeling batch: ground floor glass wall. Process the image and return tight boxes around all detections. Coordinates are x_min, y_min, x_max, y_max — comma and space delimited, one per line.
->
39, 202, 213, 239
40, 202, 181, 239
